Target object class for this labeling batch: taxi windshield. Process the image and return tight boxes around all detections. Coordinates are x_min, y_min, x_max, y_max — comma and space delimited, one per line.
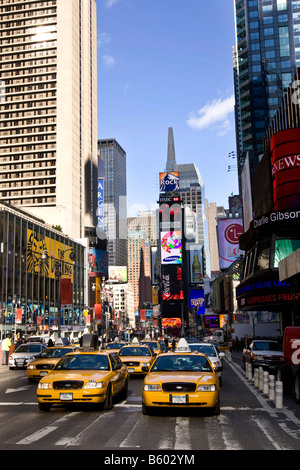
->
188, 345, 217, 356
119, 347, 151, 356
54, 354, 110, 371
106, 343, 123, 350
39, 348, 74, 358
141, 342, 159, 349
151, 354, 213, 372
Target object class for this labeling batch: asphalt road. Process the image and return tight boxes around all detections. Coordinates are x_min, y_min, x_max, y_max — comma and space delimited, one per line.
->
0, 354, 299, 457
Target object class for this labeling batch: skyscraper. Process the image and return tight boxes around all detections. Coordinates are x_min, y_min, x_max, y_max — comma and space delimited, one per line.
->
0, 0, 98, 239
98, 138, 127, 267
234, 0, 299, 181
164, 127, 211, 277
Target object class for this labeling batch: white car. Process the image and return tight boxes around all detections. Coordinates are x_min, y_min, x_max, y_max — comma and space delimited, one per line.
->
188, 342, 224, 385
9, 342, 46, 369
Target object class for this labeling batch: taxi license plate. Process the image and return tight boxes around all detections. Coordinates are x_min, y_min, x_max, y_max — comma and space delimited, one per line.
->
40, 371, 48, 376
60, 393, 73, 401
171, 395, 186, 404
128, 368, 135, 373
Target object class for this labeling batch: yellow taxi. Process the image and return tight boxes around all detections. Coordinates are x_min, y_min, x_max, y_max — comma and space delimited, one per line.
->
118, 341, 156, 375
103, 341, 128, 354
140, 340, 162, 356
142, 338, 220, 415
27, 346, 78, 383
37, 349, 128, 412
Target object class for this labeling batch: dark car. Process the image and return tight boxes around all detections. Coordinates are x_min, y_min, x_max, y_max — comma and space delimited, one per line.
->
243, 339, 284, 371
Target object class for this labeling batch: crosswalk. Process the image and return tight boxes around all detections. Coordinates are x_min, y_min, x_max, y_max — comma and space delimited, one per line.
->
10, 399, 300, 450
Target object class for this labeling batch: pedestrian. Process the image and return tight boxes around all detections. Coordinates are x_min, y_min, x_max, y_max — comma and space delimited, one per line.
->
1, 335, 12, 365
47, 337, 54, 347
14, 336, 22, 350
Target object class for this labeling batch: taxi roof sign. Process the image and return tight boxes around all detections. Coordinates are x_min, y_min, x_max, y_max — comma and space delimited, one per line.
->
176, 338, 191, 352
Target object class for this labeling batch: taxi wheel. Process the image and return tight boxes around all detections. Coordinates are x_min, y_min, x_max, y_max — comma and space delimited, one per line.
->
103, 384, 113, 410
142, 401, 152, 415
212, 396, 220, 416
38, 403, 52, 412
120, 379, 128, 400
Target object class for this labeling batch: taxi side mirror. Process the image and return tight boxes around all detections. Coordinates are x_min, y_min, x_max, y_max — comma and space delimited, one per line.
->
141, 366, 149, 372
113, 363, 122, 371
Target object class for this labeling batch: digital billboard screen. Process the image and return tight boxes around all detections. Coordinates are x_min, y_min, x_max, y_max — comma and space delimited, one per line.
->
161, 231, 182, 265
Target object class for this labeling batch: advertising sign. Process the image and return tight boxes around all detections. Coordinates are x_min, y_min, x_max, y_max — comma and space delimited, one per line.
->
109, 266, 127, 283
60, 278, 72, 307
189, 289, 205, 315
161, 231, 182, 264
151, 247, 159, 285
270, 128, 300, 210
27, 229, 74, 281
97, 151, 105, 231
161, 265, 183, 301
159, 172, 180, 192
88, 249, 108, 278
189, 244, 203, 283
217, 219, 243, 269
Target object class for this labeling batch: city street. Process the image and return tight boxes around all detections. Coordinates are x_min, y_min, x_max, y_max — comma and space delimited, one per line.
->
0, 355, 299, 454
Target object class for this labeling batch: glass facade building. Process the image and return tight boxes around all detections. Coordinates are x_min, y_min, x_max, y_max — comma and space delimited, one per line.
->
234, 0, 300, 180
98, 139, 128, 267
0, 203, 86, 338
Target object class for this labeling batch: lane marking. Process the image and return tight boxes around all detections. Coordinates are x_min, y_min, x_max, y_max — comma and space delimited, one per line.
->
174, 417, 191, 450
17, 426, 58, 445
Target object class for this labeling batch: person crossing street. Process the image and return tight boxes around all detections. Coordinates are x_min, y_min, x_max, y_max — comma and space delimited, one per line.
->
1, 335, 11, 366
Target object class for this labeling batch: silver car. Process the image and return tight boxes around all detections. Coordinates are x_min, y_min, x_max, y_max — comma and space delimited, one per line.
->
188, 342, 224, 385
9, 342, 46, 369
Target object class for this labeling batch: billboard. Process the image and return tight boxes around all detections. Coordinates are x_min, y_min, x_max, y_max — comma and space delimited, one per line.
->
270, 128, 300, 210
161, 231, 182, 264
189, 289, 205, 315
27, 229, 74, 281
159, 172, 180, 192
151, 246, 159, 285
108, 266, 127, 283
217, 219, 243, 269
88, 249, 108, 278
189, 244, 203, 283
161, 265, 184, 301
97, 151, 105, 233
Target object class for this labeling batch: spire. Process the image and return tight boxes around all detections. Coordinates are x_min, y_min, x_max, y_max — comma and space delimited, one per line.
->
166, 127, 177, 172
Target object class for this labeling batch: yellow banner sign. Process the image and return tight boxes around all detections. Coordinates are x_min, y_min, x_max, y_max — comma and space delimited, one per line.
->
27, 229, 74, 281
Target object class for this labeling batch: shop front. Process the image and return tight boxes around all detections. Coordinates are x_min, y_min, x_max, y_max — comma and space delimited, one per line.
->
0, 204, 86, 340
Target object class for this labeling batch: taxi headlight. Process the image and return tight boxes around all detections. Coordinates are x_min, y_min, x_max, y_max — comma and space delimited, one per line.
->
38, 382, 52, 390
84, 380, 106, 389
27, 364, 36, 370
141, 362, 150, 367
197, 384, 216, 392
143, 384, 161, 391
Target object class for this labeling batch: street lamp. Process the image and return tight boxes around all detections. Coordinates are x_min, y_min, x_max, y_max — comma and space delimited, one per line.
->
41, 248, 76, 339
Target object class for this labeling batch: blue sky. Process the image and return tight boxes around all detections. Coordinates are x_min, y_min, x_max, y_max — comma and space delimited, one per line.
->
97, 0, 239, 216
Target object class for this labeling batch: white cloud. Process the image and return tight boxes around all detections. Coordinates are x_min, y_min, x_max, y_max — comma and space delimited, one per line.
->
98, 32, 111, 48
105, 0, 120, 8
187, 94, 235, 136
102, 55, 115, 69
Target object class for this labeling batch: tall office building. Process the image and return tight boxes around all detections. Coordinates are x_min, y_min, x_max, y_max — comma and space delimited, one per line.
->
164, 127, 211, 277
98, 138, 127, 267
127, 231, 152, 314
0, 0, 98, 239
234, 0, 299, 181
